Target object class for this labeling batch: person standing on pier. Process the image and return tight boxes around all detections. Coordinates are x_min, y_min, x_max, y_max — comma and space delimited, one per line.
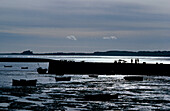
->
135, 58, 139, 64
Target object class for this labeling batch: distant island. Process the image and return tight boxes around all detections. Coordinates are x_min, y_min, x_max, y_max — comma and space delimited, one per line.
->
1, 50, 170, 56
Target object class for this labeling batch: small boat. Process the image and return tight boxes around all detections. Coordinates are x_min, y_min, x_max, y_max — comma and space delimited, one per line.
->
89, 74, 98, 78
37, 67, 47, 74
4, 65, 12, 67
84, 94, 118, 101
12, 79, 37, 86
124, 76, 143, 81
21, 67, 28, 69
55, 76, 71, 81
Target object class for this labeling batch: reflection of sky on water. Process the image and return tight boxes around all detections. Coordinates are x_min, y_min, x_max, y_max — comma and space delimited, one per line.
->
1, 55, 170, 64
0, 55, 170, 110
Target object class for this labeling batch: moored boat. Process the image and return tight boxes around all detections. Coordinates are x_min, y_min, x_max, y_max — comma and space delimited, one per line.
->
37, 67, 47, 74
12, 79, 37, 86
21, 67, 28, 69
124, 76, 143, 81
55, 76, 71, 81
84, 93, 118, 101
4, 65, 12, 67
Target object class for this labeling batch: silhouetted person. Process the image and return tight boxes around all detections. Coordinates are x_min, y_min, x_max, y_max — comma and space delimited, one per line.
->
135, 58, 139, 64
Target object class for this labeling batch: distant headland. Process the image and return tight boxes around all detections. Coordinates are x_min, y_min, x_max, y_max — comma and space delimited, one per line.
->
1, 50, 170, 56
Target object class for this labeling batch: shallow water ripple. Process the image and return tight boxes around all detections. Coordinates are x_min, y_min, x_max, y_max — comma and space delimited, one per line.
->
0, 75, 169, 110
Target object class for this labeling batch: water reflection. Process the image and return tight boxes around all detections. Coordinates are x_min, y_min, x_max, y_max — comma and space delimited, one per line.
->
0, 73, 169, 110
0, 56, 170, 110
1, 55, 170, 63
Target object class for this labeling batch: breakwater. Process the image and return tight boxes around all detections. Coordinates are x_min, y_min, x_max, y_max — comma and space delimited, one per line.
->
0, 57, 170, 76
48, 60, 170, 76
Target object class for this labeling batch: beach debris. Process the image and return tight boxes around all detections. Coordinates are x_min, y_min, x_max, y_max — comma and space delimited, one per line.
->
21, 67, 28, 69
37, 67, 47, 74
4, 65, 12, 68
124, 76, 143, 81
55, 76, 71, 81
12, 79, 37, 86
83, 93, 118, 101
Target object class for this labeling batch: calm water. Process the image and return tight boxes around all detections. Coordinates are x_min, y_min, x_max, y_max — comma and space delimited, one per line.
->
0, 55, 170, 110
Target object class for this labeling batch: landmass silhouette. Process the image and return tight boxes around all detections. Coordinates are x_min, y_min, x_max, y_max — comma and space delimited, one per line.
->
1, 50, 170, 56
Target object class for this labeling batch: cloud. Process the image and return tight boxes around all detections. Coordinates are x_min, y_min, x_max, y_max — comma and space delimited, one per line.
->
103, 36, 117, 40
66, 35, 77, 40
1, 0, 170, 52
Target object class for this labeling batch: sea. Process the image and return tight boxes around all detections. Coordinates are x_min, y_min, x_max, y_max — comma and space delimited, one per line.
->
0, 55, 170, 111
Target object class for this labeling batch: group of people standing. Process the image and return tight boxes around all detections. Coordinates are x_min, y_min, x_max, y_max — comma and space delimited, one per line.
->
131, 58, 139, 64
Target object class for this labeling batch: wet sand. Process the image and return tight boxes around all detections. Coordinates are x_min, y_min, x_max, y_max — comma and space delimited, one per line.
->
0, 75, 170, 110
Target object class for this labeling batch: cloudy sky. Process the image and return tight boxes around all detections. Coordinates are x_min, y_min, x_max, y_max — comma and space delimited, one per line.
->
0, 0, 170, 53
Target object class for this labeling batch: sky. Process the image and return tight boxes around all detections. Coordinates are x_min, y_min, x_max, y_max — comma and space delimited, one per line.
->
0, 0, 170, 53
